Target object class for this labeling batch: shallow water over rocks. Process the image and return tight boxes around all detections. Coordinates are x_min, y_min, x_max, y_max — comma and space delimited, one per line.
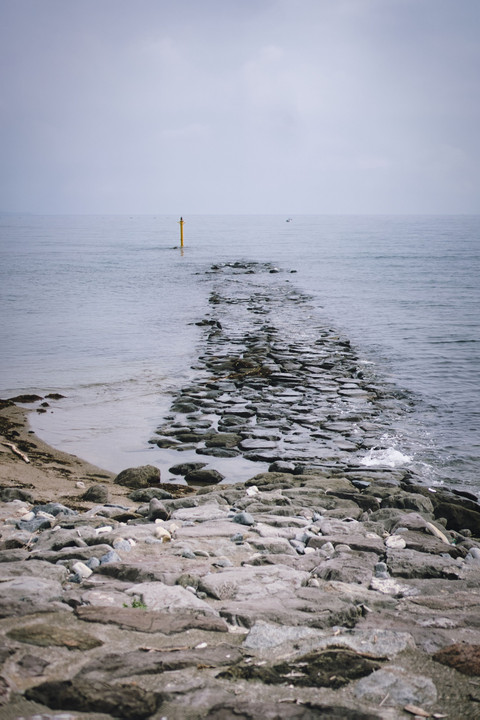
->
152, 261, 416, 488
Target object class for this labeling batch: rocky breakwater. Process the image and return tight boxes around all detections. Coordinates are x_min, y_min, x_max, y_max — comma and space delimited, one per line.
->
1, 459, 480, 718
150, 261, 417, 486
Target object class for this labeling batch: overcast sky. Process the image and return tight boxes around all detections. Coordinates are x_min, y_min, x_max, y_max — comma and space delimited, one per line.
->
1, 0, 479, 214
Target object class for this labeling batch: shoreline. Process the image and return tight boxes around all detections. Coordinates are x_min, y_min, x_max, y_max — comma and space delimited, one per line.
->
0, 399, 123, 507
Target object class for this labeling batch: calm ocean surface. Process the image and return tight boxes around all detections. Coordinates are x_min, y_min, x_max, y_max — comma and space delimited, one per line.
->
1, 214, 479, 491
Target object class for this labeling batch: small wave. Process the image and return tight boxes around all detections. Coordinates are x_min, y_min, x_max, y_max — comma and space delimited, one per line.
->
360, 447, 412, 468
429, 339, 479, 345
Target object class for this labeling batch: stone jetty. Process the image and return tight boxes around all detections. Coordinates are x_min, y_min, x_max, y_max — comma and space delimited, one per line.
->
151, 261, 413, 483
1, 262, 480, 719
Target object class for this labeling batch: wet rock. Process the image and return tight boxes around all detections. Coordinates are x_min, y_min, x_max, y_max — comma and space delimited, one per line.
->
8, 394, 43, 403
154, 436, 182, 448
26, 678, 160, 719
433, 642, 480, 675
240, 438, 278, 451
114, 464, 160, 489
205, 432, 242, 448
171, 400, 200, 413
433, 500, 480, 535
169, 462, 207, 476
218, 647, 381, 688
185, 468, 225, 485
382, 491, 434, 514
221, 590, 362, 631
197, 446, 241, 457
269, 460, 296, 473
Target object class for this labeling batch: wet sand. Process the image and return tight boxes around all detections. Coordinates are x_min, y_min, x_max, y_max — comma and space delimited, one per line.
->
0, 400, 127, 508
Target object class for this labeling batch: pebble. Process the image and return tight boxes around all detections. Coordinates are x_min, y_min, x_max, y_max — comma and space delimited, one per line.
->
95, 525, 113, 535
72, 561, 93, 579
232, 511, 255, 526
112, 539, 133, 552
385, 535, 407, 549
230, 533, 244, 544
154, 526, 172, 542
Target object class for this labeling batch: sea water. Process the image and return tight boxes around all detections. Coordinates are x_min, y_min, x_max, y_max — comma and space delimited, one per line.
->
1, 214, 479, 490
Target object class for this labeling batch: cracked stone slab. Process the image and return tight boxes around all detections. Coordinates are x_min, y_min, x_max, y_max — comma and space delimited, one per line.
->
198, 564, 310, 601
125, 582, 219, 614
354, 666, 437, 708
76, 605, 229, 634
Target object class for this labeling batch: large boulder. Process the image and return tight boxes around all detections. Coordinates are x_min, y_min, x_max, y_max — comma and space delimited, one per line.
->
114, 465, 160, 489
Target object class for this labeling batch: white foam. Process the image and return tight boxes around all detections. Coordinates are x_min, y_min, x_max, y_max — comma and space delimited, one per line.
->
360, 447, 412, 468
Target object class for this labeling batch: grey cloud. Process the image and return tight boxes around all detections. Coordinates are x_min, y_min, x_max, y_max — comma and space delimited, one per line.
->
1, 0, 479, 213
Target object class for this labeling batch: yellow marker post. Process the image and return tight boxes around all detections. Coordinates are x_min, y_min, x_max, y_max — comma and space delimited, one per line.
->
178, 216, 185, 248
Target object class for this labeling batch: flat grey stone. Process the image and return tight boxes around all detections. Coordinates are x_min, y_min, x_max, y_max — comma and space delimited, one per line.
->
312, 551, 377, 585
244, 621, 325, 650
199, 565, 310, 601
76, 604, 229, 634
386, 548, 463, 579
249, 537, 297, 555
171, 503, 229, 523
0, 559, 68, 583
354, 666, 437, 707
175, 520, 244, 539
0, 577, 70, 617
125, 582, 218, 614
